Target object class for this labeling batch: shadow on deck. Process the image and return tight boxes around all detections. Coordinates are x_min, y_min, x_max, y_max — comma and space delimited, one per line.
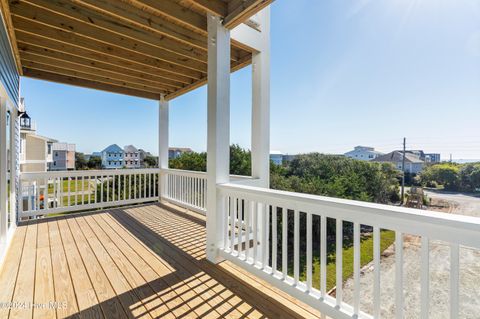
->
0, 203, 320, 319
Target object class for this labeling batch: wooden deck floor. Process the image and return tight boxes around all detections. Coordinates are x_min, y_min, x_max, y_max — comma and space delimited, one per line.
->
0, 203, 321, 319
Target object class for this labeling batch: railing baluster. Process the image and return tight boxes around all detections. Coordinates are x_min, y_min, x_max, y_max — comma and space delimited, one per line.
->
88, 176, 91, 204
396, 232, 404, 319
144, 173, 147, 198
67, 177, 71, 207
245, 200, 251, 261
294, 209, 300, 285
230, 196, 236, 253
321, 215, 327, 296
101, 175, 104, 203
374, 226, 381, 318
134, 173, 137, 199
354, 222, 360, 315
450, 243, 459, 319
223, 196, 229, 250
82, 175, 85, 204
336, 219, 343, 305
112, 173, 116, 202
282, 207, 287, 279
253, 202, 258, 264
272, 206, 277, 274
238, 199, 243, 257
263, 204, 269, 270
124, 174, 126, 200
307, 212, 312, 291
44, 177, 48, 211
420, 236, 428, 319
53, 177, 57, 208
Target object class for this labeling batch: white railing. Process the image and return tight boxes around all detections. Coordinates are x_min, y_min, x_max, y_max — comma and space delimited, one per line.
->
160, 168, 207, 214
217, 183, 480, 319
19, 168, 159, 218
159, 168, 257, 214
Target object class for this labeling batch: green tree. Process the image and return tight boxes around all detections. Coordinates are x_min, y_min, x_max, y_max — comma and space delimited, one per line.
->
169, 151, 207, 171
420, 163, 460, 190
87, 156, 102, 169
459, 163, 480, 192
75, 152, 88, 170
144, 155, 158, 168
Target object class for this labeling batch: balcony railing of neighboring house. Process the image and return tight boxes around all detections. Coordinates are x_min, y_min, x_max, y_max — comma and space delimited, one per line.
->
20, 119, 36, 131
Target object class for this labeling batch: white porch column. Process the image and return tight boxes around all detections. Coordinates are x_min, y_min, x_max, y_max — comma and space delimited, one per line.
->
251, 8, 271, 188
158, 95, 169, 200
206, 13, 231, 263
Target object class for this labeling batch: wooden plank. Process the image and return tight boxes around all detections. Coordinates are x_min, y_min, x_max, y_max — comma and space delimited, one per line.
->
65, 217, 127, 319
56, 218, 103, 319
10, 1, 208, 73
129, 0, 207, 32
75, 0, 208, 50
224, 0, 273, 29
0, 0, 22, 73
180, 0, 228, 16
28, 0, 210, 64
81, 213, 177, 319
33, 221, 56, 319
21, 59, 168, 94
12, 15, 203, 80
0, 225, 27, 318
16, 31, 192, 86
91, 212, 198, 318
73, 216, 153, 319
165, 52, 252, 100
123, 205, 291, 318
108, 208, 252, 318
19, 48, 180, 91
10, 222, 37, 319
23, 68, 161, 100
47, 219, 79, 319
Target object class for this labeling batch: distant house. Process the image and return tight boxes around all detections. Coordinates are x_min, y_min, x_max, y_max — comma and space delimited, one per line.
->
101, 144, 124, 169
169, 147, 192, 159
372, 151, 425, 174
49, 143, 75, 171
344, 146, 384, 161
270, 151, 284, 165
425, 153, 441, 163
124, 145, 142, 168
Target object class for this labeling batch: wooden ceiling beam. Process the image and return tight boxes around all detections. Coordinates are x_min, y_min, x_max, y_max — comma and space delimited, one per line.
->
21, 60, 166, 95
12, 16, 203, 81
180, 0, 228, 16
15, 32, 189, 87
165, 51, 252, 101
224, 0, 272, 29
130, 0, 207, 32
0, 0, 22, 74
23, 68, 161, 100
17, 42, 183, 90
10, 1, 208, 73
20, 51, 176, 93
73, 0, 244, 62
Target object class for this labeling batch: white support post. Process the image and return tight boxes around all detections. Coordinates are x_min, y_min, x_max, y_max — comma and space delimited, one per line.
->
206, 13, 231, 263
158, 96, 169, 201
251, 8, 271, 188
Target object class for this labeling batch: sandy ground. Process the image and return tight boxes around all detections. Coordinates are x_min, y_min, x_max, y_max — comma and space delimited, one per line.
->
342, 190, 480, 318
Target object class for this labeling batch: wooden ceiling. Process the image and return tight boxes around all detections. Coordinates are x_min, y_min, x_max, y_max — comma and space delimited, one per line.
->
0, 0, 272, 100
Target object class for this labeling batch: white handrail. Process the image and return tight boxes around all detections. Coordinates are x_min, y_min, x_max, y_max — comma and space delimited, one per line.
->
19, 168, 160, 219
216, 182, 480, 319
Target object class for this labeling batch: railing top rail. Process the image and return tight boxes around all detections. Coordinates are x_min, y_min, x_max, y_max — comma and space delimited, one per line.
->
160, 168, 206, 177
20, 168, 160, 179
218, 182, 480, 248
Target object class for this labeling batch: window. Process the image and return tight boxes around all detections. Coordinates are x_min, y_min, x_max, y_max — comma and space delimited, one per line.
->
108, 161, 111, 165
55, 152, 58, 157
48, 144, 52, 154
53, 161, 56, 166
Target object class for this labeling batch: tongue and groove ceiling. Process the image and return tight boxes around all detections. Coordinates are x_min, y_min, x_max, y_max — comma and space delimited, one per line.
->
0, 0, 272, 100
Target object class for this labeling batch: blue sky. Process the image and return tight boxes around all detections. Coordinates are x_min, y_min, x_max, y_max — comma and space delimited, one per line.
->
21, 0, 480, 159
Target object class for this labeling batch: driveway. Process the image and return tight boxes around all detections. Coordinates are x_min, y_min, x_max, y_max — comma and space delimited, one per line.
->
342, 190, 480, 318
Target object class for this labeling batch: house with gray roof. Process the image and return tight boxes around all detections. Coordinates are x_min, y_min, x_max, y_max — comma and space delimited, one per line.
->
372, 151, 425, 174
101, 144, 124, 169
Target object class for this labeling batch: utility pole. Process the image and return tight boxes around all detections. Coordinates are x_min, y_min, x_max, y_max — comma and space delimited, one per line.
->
401, 137, 406, 205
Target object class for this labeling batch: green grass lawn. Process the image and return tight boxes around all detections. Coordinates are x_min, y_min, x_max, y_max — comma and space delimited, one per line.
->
48, 179, 92, 194
301, 229, 395, 291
